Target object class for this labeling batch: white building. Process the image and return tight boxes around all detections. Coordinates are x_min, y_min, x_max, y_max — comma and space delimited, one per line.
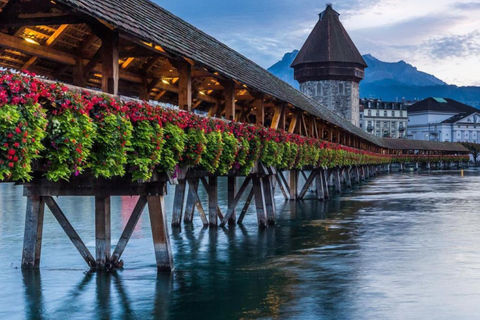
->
359, 99, 408, 138
407, 97, 480, 142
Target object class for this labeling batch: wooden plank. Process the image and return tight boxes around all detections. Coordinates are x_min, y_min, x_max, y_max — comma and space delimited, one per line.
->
298, 171, 316, 199
147, 195, 173, 272
208, 176, 218, 227
254, 97, 264, 125
177, 60, 192, 111
95, 196, 111, 268
262, 176, 276, 225
227, 176, 237, 225
220, 177, 251, 227
185, 178, 208, 225
171, 179, 186, 227
0, 15, 85, 28
44, 196, 95, 267
223, 80, 236, 121
253, 177, 267, 228
21, 196, 45, 269
270, 105, 283, 130
101, 30, 119, 95
110, 196, 148, 267
288, 111, 299, 133
237, 189, 254, 225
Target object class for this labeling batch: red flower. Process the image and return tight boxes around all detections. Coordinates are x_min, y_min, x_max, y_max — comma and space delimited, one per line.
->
15, 127, 21, 134
7, 149, 15, 156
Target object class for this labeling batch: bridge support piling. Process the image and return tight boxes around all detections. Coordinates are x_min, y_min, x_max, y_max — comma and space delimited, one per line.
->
171, 179, 186, 227
95, 196, 111, 269
228, 177, 237, 225
252, 177, 267, 228
322, 169, 330, 199
262, 176, 276, 225
147, 195, 174, 272
289, 170, 299, 200
316, 170, 325, 201
345, 167, 352, 188
334, 168, 342, 193
21, 196, 45, 270
208, 176, 218, 227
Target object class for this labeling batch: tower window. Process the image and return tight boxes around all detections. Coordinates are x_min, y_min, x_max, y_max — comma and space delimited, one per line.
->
316, 83, 322, 96
339, 83, 344, 94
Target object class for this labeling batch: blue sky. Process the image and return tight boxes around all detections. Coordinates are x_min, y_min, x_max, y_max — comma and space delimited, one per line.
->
155, 0, 480, 86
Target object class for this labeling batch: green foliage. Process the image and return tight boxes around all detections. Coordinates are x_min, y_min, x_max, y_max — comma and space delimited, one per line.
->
200, 130, 223, 173
90, 113, 133, 178
239, 136, 261, 175
159, 123, 184, 173
235, 137, 250, 169
183, 128, 207, 166
44, 109, 95, 181
260, 140, 281, 167
217, 132, 238, 175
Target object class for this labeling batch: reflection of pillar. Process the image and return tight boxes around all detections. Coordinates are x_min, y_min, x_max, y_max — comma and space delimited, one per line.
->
22, 270, 44, 320
96, 272, 111, 319
121, 196, 142, 234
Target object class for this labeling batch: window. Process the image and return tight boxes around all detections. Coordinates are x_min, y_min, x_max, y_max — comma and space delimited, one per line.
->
368, 110, 371, 116
316, 83, 322, 96
376, 111, 380, 117
384, 111, 387, 117
339, 83, 344, 94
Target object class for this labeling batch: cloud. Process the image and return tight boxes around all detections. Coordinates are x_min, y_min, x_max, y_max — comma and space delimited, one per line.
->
453, 2, 480, 10
425, 31, 480, 60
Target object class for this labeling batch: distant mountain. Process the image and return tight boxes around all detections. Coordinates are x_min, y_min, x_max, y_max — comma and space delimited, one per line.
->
267, 51, 480, 108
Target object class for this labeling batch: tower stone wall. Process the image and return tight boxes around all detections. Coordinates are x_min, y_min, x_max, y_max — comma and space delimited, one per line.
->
300, 80, 360, 127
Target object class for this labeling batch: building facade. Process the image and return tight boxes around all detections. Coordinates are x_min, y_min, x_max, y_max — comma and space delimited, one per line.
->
360, 99, 408, 138
407, 97, 480, 142
291, 4, 366, 127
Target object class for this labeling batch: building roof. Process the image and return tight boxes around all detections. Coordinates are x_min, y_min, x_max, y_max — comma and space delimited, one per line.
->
291, 4, 367, 68
382, 139, 469, 152
408, 97, 478, 114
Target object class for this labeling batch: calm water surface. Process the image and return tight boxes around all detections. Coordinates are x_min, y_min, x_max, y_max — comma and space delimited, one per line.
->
1, 169, 480, 319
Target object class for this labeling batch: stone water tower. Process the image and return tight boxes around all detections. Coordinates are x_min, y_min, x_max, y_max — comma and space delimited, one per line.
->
291, 4, 367, 127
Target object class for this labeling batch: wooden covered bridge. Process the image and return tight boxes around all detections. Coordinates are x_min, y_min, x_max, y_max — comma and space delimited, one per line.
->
0, 0, 468, 272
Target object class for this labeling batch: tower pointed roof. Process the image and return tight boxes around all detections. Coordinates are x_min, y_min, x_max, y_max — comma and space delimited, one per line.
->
291, 4, 367, 68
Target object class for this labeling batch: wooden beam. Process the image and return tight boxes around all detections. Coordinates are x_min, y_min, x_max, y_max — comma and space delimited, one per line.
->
100, 30, 119, 95
270, 105, 284, 130
0, 15, 85, 28
176, 60, 192, 111
21, 196, 45, 269
95, 196, 111, 268
288, 111, 300, 133
22, 24, 69, 70
44, 196, 96, 268
222, 80, 236, 121
253, 97, 264, 125
110, 196, 147, 267
147, 195, 173, 272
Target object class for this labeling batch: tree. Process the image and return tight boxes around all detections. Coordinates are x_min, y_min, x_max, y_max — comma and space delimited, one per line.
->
461, 142, 480, 162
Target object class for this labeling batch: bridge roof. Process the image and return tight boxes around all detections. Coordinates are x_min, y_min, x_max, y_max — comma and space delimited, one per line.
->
51, 0, 384, 145
382, 139, 468, 152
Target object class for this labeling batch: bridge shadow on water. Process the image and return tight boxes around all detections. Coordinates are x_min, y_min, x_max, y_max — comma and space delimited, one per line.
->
19, 189, 375, 320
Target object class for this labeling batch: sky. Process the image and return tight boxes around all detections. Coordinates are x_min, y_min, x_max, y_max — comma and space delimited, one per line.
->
155, 0, 480, 87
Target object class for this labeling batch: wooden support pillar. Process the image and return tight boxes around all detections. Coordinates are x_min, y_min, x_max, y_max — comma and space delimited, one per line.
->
334, 169, 342, 193
252, 177, 267, 228
345, 167, 352, 188
228, 176, 237, 225
147, 195, 173, 272
254, 97, 265, 125
177, 60, 192, 111
171, 179, 186, 227
22, 196, 45, 269
95, 196, 111, 268
288, 111, 300, 133
271, 105, 283, 130
280, 106, 286, 131
262, 176, 276, 225
139, 77, 149, 101
223, 80, 236, 121
208, 176, 218, 227
316, 170, 325, 201
73, 57, 87, 87
322, 169, 330, 199
289, 169, 299, 200
100, 30, 119, 95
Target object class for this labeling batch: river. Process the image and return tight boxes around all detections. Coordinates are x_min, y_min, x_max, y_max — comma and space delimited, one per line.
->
1, 168, 480, 319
